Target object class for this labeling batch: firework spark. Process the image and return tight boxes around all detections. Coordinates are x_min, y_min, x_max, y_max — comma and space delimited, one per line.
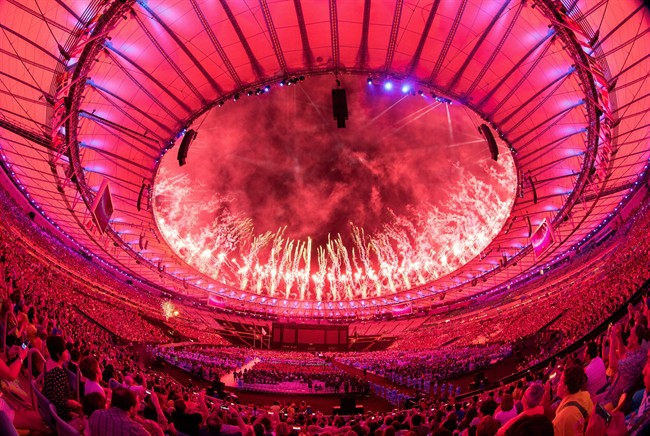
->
152, 77, 517, 301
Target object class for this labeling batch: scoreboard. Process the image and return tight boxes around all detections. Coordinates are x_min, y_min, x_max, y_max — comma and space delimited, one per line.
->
271, 323, 348, 351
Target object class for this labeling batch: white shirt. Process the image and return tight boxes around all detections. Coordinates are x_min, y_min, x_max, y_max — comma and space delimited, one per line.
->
84, 380, 106, 397
585, 356, 607, 396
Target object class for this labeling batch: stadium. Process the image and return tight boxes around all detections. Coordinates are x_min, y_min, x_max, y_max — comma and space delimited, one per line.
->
0, 0, 649, 434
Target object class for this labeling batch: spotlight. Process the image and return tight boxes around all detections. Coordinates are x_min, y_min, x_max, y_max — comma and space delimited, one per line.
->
299, 76, 305, 81
217, 100, 224, 107
246, 90, 254, 96
401, 84, 410, 93
264, 85, 270, 92
418, 90, 424, 96
233, 93, 240, 101
279, 80, 285, 86
367, 77, 373, 85
384, 82, 393, 91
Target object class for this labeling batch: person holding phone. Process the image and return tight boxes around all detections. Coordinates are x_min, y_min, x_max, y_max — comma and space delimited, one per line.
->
0, 344, 28, 381
0, 344, 29, 425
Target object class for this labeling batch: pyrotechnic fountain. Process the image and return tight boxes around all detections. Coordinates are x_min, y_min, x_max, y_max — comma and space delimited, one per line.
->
153, 76, 517, 302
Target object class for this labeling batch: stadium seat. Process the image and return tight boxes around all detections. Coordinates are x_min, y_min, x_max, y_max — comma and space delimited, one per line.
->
65, 367, 80, 401
49, 403, 80, 436
31, 379, 55, 431
0, 411, 19, 436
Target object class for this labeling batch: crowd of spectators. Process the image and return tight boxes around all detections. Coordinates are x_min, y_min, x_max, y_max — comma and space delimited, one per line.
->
335, 344, 511, 393
154, 345, 252, 382
0, 171, 649, 435
238, 351, 368, 394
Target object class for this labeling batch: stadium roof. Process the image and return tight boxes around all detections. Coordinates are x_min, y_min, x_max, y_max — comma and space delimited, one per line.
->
1, 0, 649, 318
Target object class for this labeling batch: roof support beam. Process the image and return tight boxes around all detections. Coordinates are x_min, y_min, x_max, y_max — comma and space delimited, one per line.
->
0, 23, 63, 65
103, 47, 192, 115
502, 73, 572, 135
79, 110, 160, 156
0, 118, 52, 149
136, 2, 223, 95
384, 0, 404, 72
447, 0, 510, 90
80, 145, 151, 179
131, 10, 207, 105
88, 83, 173, 138
355, 0, 371, 69
292, 0, 315, 68
477, 30, 555, 108
464, 1, 524, 98
429, 0, 468, 85
496, 67, 572, 126
258, 0, 287, 75
510, 103, 582, 147
406, 0, 441, 76
219, 0, 264, 79
329, 0, 340, 71
518, 129, 585, 164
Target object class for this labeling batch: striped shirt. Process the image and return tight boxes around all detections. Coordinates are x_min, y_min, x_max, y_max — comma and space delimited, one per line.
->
89, 407, 150, 436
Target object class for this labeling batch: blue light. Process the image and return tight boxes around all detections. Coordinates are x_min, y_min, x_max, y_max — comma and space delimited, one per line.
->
384, 82, 393, 91
401, 84, 410, 93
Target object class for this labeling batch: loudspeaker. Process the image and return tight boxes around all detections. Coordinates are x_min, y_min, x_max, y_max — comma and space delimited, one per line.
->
340, 397, 356, 414
332, 89, 348, 128
528, 176, 537, 204
177, 129, 197, 166
478, 124, 499, 161
137, 181, 148, 211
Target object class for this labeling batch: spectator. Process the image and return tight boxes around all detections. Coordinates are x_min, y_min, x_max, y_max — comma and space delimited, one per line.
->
497, 383, 545, 435
43, 335, 81, 422
172, 391, 209, 436
602, 323, 647, 407
476, 416, 500, 436
0, 344, 30, 426
80, 356, 105, 398
583, 342, 607, 397
89, 387, 150, 435
494, 394, 516, 426
552, 365, 592, 436
504, 415, 554, 436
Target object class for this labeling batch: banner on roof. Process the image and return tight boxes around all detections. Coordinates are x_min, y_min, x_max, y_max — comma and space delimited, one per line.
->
391, 303, 412, 316
207, 294, 226, 308
90, 179, 114, 234
531, 219, 554, 258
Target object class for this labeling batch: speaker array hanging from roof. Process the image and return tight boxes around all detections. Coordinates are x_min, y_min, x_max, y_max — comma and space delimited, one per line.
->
177, 129, 197, 166
478, 124, 499, 161
136, 180, 150, 211
332, 88, 348, 128
528, 176, 538, 204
